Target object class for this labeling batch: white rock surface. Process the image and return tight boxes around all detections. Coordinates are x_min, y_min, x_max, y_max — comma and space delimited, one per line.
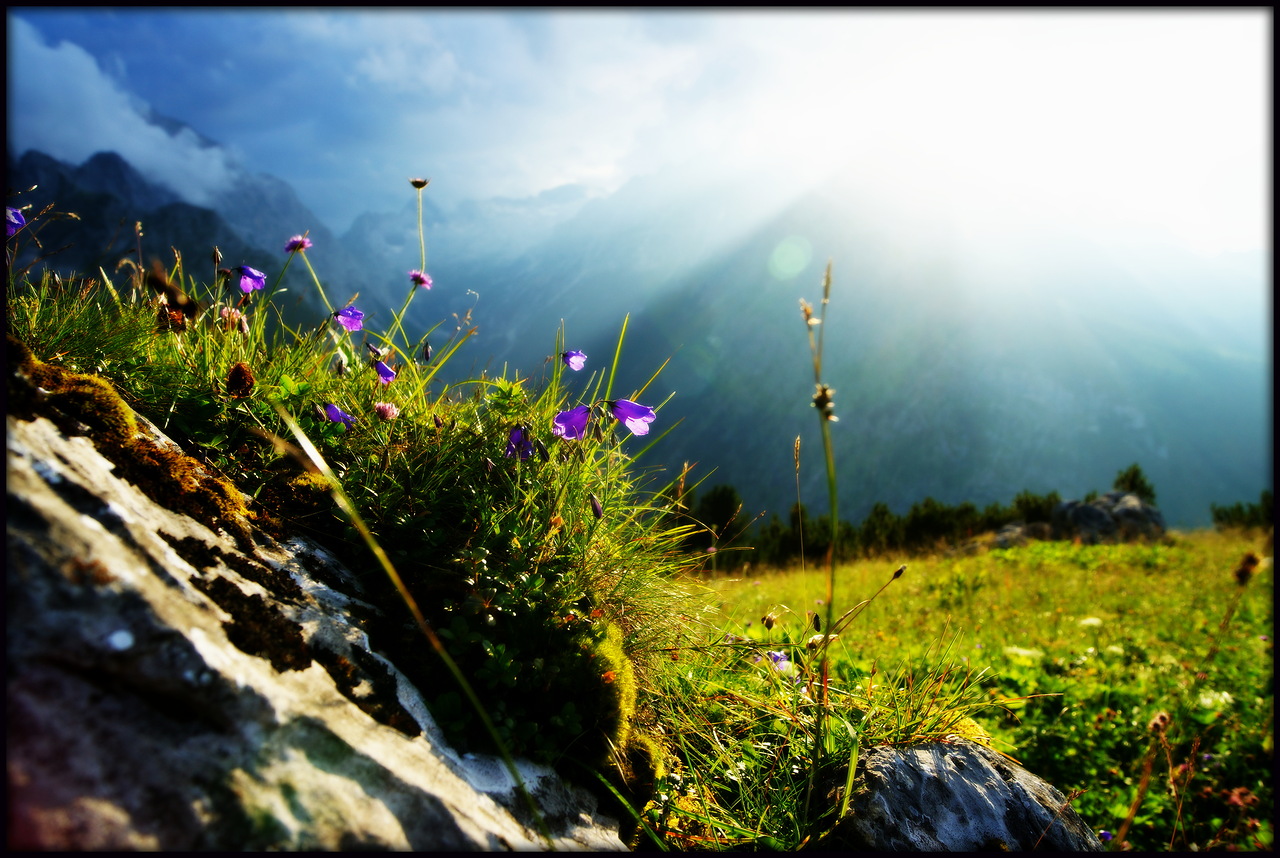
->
7, 415, 625, 851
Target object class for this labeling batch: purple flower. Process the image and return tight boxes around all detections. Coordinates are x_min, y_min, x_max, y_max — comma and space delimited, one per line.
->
505, 426, 534, 461
410, 270, 432, 289
1098, 831, 1113, 842
323, 403, 356, 431
284, 234, 313, 253
422, 339, 432, 362
366, 341, 390, 360
374, 402, 400, 421
374, 360, 396, 385
766, 651, 790, 669
589, 493, 603, 519
7, 207, 25, 237
562, 350, 587, 371
553, 405, 591, 440
236, 266, 266, 293
609, 399, 656, 436
333, 306, 365, 332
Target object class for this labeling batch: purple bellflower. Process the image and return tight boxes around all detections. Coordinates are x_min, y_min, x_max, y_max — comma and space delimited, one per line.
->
409, 270, 432, 289
505, 426, 534, 461
236, 266, 266, 293
323, 403, 356, 431
284, 235, 313, 253
333, 305, 365, 332
7, 207, 25, 237
552, 405, 591, 440
562, 350, 587, 371
374, 360, 396, 385
610, 399, 656, 436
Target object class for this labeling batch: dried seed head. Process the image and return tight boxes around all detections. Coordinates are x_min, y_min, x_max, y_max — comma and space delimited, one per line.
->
409, 177, 430, 189
1148, 711, 1171, 734
1235, 552, 1260, 586
762, 613, 776, 631
226, 362, 255, 399
812, 383, 837, 421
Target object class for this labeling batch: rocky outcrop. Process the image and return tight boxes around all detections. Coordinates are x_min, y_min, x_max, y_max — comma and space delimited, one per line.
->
6, 413, 624, 851
6, 357, 1105, 851
821, 739, 1102, 851
1053, 491, 1166, 544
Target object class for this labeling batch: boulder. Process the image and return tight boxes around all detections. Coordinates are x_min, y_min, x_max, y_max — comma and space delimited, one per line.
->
821, 739, 1103, 851
1053, 491, 1165, 544
6, 414, 624, 851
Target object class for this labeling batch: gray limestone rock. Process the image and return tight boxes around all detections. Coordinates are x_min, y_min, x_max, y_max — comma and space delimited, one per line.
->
1053, 491, 1166, 544
6, 414, 624, 851
822, 739, 1103, 851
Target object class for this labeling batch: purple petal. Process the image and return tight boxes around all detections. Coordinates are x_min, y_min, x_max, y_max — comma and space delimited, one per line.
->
7, 207, 25, 237
562, 350, 587, 371
552, 405, 591, 440
505, 427, 533, 460
284, 235, 313, 253
374, 360, 396, 385
333, 306, 365, 332
610, 399, 656, 436
237, 266, 266, 293
323, 403, 356, 430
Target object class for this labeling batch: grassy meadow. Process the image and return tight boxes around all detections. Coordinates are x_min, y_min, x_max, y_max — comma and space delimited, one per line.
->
689, 531, 1273, 851
7, 194, 1272, 852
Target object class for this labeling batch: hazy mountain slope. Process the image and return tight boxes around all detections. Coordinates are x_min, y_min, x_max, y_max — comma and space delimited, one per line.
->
9, 146, 1268, 529
7, 148, 371, 329
553, 179, 1270, 529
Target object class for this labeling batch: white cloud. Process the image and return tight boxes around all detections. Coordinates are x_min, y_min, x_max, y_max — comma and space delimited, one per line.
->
8, 16, 237, 206
7, 10, 1266, 253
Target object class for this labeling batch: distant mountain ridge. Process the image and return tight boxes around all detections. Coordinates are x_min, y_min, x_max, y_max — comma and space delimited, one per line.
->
7, 144, 1270, 530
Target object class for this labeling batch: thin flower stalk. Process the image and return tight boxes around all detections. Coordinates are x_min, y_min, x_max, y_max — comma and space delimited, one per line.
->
801, 261, 842, 821
388, 178, 432, 349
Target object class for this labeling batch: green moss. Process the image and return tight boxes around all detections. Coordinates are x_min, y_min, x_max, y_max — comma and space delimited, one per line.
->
255, 470, 335, 533
591, 620, 638, 752
7, 334, 136, 446
8, 333, 253, 546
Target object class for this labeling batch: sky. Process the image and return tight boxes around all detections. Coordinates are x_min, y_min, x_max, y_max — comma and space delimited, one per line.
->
6, 8, 1270, 256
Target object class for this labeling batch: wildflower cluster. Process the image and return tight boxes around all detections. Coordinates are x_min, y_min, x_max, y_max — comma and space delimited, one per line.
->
8, 179, 694, 801
548, 398, 656, 441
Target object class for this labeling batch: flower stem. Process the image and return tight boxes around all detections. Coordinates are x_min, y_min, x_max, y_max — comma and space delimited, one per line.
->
389, 185, 430, 350
804, 261, 840, 821
298, 250, 333, 316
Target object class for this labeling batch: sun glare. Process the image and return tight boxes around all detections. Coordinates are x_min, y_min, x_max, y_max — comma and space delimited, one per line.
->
733, 13, 1266, 257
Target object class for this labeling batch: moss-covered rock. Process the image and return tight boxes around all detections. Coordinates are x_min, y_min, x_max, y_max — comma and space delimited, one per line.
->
7, 334, 252, 546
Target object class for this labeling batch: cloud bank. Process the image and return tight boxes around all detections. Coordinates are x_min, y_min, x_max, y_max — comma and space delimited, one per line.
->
8, 17, 238, 206
6, 10, 1268, 254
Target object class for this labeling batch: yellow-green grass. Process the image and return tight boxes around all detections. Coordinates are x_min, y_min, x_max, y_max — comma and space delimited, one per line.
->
697, 529, 1273, 851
